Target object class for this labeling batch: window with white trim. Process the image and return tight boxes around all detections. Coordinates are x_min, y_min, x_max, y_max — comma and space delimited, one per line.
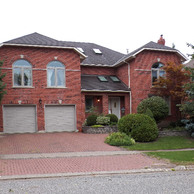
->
47, 61, 65, 87
152, 62, 165, 85
13, 59, 32, 87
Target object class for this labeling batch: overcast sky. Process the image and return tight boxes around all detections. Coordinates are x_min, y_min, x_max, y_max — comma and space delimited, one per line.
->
0, 0, 193, 61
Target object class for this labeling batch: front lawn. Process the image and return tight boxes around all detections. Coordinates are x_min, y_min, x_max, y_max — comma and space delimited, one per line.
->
146, 151, 194, 165
123, 136, 194, 151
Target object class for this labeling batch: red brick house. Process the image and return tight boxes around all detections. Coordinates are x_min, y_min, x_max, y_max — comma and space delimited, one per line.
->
0, 33, 187, 133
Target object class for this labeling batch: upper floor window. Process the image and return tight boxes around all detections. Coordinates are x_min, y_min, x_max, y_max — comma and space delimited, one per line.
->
47, 61, 65, 87
152, 62, 165, 84
13, 59, 32, 87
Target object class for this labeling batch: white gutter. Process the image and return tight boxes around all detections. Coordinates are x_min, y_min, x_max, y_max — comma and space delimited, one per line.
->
1, 43, 87, 59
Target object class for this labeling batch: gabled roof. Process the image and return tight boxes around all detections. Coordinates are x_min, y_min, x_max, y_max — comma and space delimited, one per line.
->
81, 75, 130, 92
1, 33, 187, 67
114, 41, 187, 66
1, 32, 86, 59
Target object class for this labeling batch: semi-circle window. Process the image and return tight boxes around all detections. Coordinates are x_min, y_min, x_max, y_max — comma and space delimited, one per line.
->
13, 59, 32, 87
47, 61, 65, 87
151, 62, 165, 84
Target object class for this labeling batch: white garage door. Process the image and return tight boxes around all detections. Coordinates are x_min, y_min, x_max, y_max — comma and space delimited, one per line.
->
3, 105, 36, 133
45, 105, 76, 132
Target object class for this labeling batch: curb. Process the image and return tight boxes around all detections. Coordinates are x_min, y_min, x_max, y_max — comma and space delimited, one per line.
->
0, 167, 194, 181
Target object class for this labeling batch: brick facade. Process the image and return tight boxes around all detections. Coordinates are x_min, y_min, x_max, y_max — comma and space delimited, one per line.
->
129, 50, 182, 115
0, 38, 184, 133
0, 46, 83, 132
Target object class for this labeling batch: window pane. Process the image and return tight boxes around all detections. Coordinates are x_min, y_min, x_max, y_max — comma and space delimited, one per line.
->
13, 60, 31, 67
14, 68, 22, 86
24, 69, 32, 86
57, 69, 65, 86
47, 61, 64, 68
47, 69, 55, 86
152, 70, 157, 83
85, 97, 93, 111
159, 70, 165, 78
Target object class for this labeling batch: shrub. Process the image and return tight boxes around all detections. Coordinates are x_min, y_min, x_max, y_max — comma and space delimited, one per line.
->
181, 119, 194, 137
137, 96, 169, 122
105, 114, 118, 124
143, 108, 154, 120
86, 114, 97, 126
96, 116, 110, 125
118, 114, 138, 135
118, 114, 158, 142
105, 132, 135, 146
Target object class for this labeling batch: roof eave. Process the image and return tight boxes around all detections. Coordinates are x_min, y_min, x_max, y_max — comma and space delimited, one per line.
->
114, 48, 188, 66
81, 63, 113, 67
81, 89, 130, 93
1, 43, 87, 59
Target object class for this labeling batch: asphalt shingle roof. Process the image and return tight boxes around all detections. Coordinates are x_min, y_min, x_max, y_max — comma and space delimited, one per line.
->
115, 41, 185, 65
4, 32, 64, 47
2, 32, 187, 66
81, 75, 130, 92
62, 41, 124, 66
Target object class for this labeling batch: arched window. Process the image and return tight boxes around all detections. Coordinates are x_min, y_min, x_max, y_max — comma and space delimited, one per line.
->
151, 62, 165, 84
13, 59, 32, 87
47, 61, 65, 87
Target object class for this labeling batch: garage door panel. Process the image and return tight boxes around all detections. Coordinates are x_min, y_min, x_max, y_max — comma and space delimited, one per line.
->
3, 106, 36, 133
45, 105, 75, 132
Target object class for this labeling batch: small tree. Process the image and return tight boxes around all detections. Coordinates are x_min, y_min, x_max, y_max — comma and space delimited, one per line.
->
0, 60, 6, 102
153, 62, 190, 101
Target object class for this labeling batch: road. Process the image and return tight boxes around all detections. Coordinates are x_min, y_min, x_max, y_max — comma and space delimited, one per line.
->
0, 171, 194, 194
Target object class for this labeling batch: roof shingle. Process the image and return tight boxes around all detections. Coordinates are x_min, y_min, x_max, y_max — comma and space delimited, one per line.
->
81, 75, 130, 92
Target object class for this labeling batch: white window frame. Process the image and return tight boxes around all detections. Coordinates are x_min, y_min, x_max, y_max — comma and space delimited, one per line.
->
13, 60, 32, 87
47, 61, 66, 88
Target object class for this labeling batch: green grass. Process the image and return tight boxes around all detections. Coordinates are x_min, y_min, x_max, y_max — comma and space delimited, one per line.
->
146, 151, 194, 165
123, 136, 194, 151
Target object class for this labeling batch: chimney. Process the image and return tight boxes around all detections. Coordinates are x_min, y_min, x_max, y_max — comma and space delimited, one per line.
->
157, 35, 165, 45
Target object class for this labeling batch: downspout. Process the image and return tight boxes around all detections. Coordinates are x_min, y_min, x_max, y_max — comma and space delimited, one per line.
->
124, 61, 132, 114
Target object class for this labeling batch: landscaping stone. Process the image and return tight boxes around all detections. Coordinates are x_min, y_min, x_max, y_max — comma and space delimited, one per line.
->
82, 126, 118, 134
159, 130, 188, 137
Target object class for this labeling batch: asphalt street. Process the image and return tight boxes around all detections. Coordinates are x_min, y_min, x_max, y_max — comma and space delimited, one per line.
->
0, 171, 194, 194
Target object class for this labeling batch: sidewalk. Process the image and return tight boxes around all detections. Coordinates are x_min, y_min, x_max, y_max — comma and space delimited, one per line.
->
0, 132, 193, 180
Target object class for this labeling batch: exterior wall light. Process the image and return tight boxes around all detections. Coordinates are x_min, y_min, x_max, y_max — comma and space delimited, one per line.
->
121, 107, 125, 114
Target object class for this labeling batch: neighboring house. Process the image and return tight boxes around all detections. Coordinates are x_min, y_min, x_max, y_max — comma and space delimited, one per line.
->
0, 33, 187, 133
185, 59, 194, 68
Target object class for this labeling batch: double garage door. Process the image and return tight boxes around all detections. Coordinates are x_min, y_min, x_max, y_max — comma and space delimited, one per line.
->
3, 105, 76, 133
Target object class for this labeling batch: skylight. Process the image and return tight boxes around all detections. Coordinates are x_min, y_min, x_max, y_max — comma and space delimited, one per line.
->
110, 76, 120, 82
93, 48, 102, 54
77, 47, 84, 53
98, 76, 108, 82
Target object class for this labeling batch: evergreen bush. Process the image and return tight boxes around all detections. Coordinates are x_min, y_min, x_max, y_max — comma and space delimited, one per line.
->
137, 96, 169, 122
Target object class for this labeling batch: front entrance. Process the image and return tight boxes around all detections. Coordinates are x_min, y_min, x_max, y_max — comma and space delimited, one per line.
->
108, 97, 120, 119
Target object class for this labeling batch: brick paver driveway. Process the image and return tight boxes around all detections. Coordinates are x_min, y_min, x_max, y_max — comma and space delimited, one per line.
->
0, 132, 121, 155
0, 132, 171, 178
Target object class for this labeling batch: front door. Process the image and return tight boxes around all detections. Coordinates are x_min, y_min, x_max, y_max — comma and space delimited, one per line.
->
108, 97, 120, 119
